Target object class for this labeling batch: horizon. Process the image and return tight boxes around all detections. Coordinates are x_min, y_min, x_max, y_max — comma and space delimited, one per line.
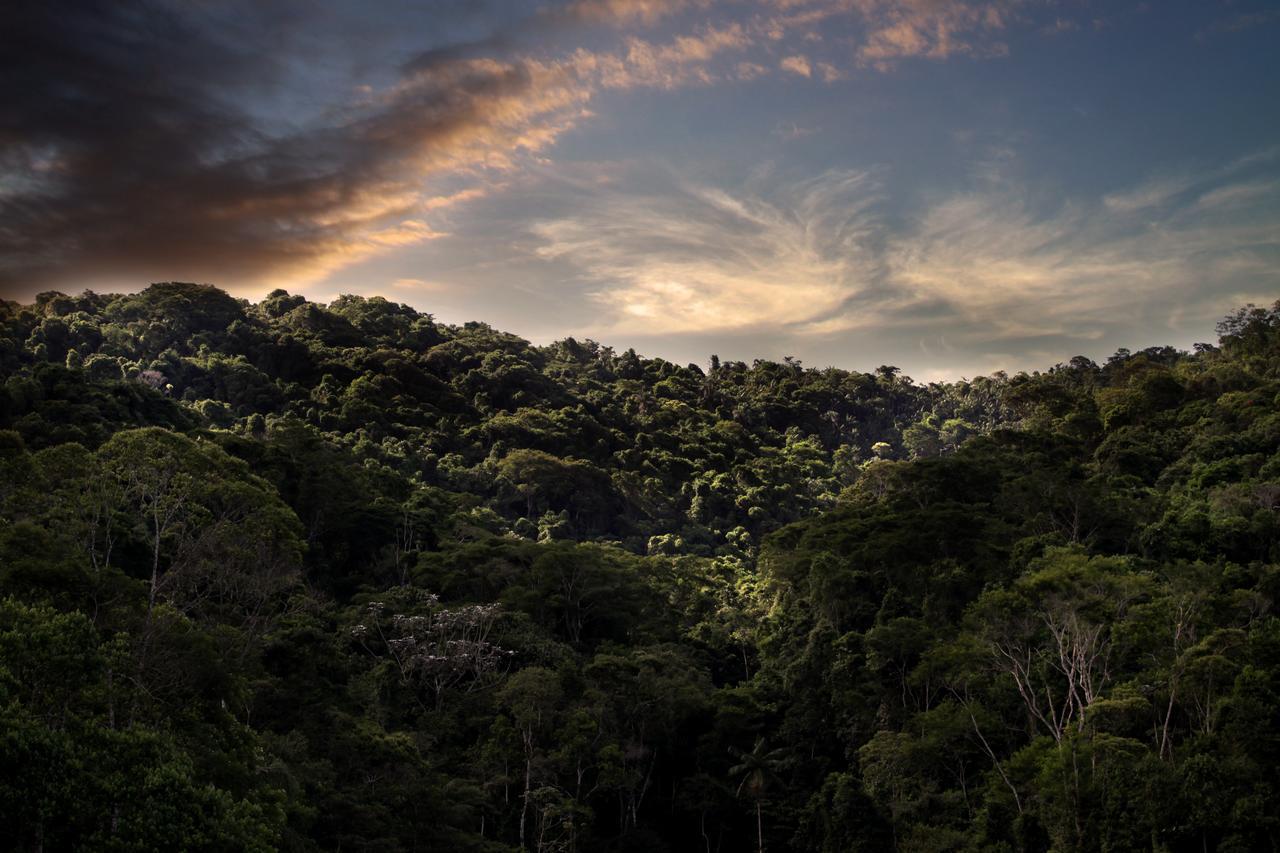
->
14, 280, 1249, 383
3, 1, 1278, 380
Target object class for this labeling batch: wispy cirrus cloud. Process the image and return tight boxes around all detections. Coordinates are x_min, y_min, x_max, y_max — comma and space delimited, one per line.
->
532, 169, 884, 334
528, 153, 1280, 355
880, 176, 1280, 348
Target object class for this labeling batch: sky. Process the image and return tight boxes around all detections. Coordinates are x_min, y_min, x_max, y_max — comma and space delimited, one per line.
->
2, 0, 1279, 379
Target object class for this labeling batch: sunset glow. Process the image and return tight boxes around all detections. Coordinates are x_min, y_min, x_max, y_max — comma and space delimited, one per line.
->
4, 0, 1278, 377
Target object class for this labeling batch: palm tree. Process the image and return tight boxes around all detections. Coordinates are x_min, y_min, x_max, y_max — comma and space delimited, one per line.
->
729, 737, 790, 853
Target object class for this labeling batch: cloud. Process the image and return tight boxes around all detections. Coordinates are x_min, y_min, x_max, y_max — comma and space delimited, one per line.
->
1041, 17, 1078, 35
874, 169, 1280, 343
0, 0, 1132, 301
1197, 180, 1280, 211
391, 277, 445, 290
531, 169, 884, 334
852, 0, 1017, 69
0, 1, 606, 293
780, 54, 813, 76
1102, 177, 1195, 213
773, 121, 820, 139
1103, 150, 1280, 213
557, 0, 706, 26
0, 2, 783, 294
753, 0, 1025, 71
572, 23, 753, 90
527, 156, 1280, 354
817, 61, 846, 82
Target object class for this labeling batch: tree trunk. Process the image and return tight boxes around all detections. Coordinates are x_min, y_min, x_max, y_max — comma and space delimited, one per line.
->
519, 739, 532, 849
149, 506, 162, 613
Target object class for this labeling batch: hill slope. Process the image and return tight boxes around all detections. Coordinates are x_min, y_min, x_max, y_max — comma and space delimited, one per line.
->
1, 285, 1278, 851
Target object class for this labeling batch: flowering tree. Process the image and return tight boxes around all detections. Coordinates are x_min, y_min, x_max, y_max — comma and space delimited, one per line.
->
352, 593, 512, 709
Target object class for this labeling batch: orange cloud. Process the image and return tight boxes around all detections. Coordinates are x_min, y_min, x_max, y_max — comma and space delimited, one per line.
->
780, 54, 813, 76
852, 0, 1016, 69
754, 0, 1021, 72
558, 0, 707, 26
571, 23, 752, 90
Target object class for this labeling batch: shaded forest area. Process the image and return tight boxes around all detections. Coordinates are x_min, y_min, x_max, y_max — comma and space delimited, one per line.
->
2, 283, 1279, 852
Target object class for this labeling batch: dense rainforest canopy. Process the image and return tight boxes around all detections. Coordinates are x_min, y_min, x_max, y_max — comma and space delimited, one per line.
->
2, 283, 1279, 852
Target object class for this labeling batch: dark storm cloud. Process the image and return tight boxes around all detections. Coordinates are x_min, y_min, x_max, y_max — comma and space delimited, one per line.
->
0, 0, 584, 294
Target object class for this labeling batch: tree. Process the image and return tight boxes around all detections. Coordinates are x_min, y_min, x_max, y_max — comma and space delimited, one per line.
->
728, 737, 789, 853
499, 667, 563, 850
351, 591, 510, 710
971, 549, 1147, 744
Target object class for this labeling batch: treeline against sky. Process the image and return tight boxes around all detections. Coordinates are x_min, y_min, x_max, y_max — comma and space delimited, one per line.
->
1, 284, 1279, 851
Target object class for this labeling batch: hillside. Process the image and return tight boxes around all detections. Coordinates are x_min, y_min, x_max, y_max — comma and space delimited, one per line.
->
2, 284, 1279, 851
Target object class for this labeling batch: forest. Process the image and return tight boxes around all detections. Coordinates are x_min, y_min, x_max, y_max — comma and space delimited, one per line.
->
1, 282, 1278, 852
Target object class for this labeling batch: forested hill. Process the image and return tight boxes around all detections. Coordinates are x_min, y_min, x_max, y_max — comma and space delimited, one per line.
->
2, 283, 1014, 572
1, 283, 1279, 852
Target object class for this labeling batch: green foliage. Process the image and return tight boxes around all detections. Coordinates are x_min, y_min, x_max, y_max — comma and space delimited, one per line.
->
2, 285, 1279, 850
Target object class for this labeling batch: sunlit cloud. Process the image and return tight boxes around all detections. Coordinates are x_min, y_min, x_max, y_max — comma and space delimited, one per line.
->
0, 5, 743, 294
4, 0, 1276, 382
852, 0, 1016, 69
754, 0, 1023, 70
532, 169, 883, 334
557, 0, 705, 26
780, 54, 813, 76
1102, 177, 1194, 213
391, 277, 445, 290
1, 0, 1071, 297
1, 3, 783, 294
817, 60, 845, 81
571, 23, 754, 90
1197, 179, 1280, 211
527, 156, 1280, 357
828, 164, 1280, 346
0, 6, 598, 292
